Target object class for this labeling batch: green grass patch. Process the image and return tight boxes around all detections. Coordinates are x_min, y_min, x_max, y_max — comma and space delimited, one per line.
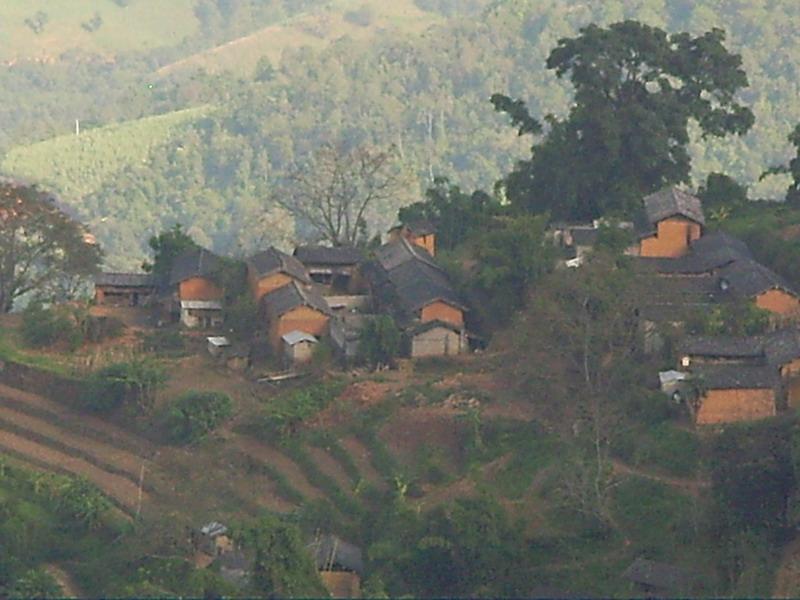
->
2, 106, 212, 200
354, 427, 400, 479
613, 423, 700, 478
492, 432, 558, 498
243, 454, 305, 505
258, 379, 346, 440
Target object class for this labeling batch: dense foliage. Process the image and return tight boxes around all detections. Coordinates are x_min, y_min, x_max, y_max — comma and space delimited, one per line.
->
163, 390, 233, 443
86, 359, 167, 413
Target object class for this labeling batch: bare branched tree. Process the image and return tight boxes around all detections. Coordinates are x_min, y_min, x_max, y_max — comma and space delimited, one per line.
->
274, 143, 411, 247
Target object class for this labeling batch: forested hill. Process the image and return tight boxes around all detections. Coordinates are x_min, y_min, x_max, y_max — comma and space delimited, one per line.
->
2, 0, 800, 268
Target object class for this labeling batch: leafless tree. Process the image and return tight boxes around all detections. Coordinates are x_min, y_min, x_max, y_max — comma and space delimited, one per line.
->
274, 143, 412, 247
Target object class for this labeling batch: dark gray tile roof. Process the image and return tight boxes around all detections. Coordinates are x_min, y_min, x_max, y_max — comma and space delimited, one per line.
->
293, 245, 363, 266
678, 335, 764, 360
643, 186, 705, 226
691, 364, 778, 390
409, 319, 463, 335
763, 328, 800, 366
95, 272, 157, 287
247, 247, 310, 284
375, 238, 441, 272
570, 227, 599, 246
405, 219, 436, 236
262, 281, 331, 319
637, 231, 753, 275
169, 248, 223, 285
309, 535, 364, 575
716, 258, 797, 299
623, 558, 697, 593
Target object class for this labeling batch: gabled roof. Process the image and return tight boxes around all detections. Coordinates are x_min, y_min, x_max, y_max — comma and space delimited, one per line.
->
691, 364, 778, 390
643, 186, 705, 226
293, 245, 363, 266
678, 335, 764, 360
309, 535, 364, 575
169, 247, 222, 286
638, 231, 753, 275
262, 281, 331, 319
716, 259, 797, 299
410, 319, 463, 335
282, 330, 318, 345
247, 247, 310, 284
764, 328, 800, 366
623, 558, 697, 592
390, 219, 436, 237
375, 237, 441, 272
95, 272, 157, 287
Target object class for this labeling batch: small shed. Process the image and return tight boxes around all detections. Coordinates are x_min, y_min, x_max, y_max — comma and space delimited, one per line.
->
197, 521, 232, 557
622, 557, 698, 597
410, 320, 465, 358
282, 330, 318, 365
225, 343, 251, 372
216, 549, 250, 587
207, 336, 231, 358
308, 534, 364, 597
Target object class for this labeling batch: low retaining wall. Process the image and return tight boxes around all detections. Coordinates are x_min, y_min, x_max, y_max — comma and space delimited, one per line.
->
0, 358, 88, 408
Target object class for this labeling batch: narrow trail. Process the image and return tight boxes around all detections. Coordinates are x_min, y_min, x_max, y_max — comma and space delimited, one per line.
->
611, 459, 710, 497
774, 535, 800, 598
44, 564, 83, 598
0, 403, 150, 479
235, 437, 325, 501
0, 429, 145, 513
340, 436, 387, 489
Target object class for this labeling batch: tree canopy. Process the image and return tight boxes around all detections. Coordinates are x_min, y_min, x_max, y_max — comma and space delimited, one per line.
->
0, 180, 101, 313
494, 21, 754, 221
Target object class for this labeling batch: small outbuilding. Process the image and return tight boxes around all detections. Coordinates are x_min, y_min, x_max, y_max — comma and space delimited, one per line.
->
207, 336, 231, 358
94, 272, 157, 306
282, 330, 318, 365
308, 534, 364, 599
180, 300, 223, 329
410, 319, 465, 358
622, 557, 699, 597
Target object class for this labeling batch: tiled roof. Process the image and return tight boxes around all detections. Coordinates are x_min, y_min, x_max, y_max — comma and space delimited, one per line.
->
623, 558, 697, 592
716, 259, 797, 299
262, 281, 331, 318
247, 247, 310, 284
643, 186, 705, 226
763, 328, 800, 366
678, 335, 764, 360
409, 319, 463, 335
293, 245, 363, 266
375, 238, 441, 272
691, 364, 778, 390
636, 231, 753, 275
95, 272, 157, 287
169, 247, 222, 285
282, 330, 318, 345
309, 535, 364, 575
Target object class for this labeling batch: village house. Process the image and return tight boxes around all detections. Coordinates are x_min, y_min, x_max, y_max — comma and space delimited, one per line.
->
715, 258, 800, 320
293, 245, 364, 294
246, 246, 311, 303
387, 219, 437, 256
685, 364, 778, 425
261, 281, 332, 353
168, 247, 224, 328
94, 272, 157, 307
636, 186, 705, 258
308, 534, 364, 599
622, 557, 699, 597
365, 238, 469, 357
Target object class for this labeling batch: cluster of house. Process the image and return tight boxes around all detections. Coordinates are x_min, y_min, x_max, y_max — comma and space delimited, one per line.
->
556, 186, 800, 426
193, 521, 364, 597
93, 219, 470, 367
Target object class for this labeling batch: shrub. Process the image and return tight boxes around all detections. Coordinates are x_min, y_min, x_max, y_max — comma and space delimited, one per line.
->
21, 301, 82, 350
141, 328, 186, 357
86, 359, 167, 414
164, 391, 234, 443
258, 380, 345, 440
358, 316, 402, 368
633, 423, 700, 477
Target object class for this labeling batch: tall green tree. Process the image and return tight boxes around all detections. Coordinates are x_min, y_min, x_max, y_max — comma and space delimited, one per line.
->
141, 224, 198, 279
493, 21, 754, 221
762, 123, 800, 204
0, 180, 101, 313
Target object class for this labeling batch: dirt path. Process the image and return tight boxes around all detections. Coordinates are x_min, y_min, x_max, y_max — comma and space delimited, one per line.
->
234, 437, 325, 501
414, 454, 514, 511
44, 564, 82, 598
612, 460, 709, 497
306, 445, 356, 494
340, 436, 386, 489
0, 383, 152, 454
0, 429, 146, 512
0, 403, 150, 479
774, 536, 800, 597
